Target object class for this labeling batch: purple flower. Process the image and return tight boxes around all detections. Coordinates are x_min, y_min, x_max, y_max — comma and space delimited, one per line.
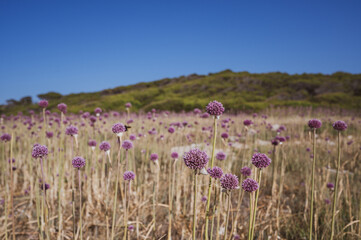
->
220, 173, 239, 190
327, 182, 334, 190
171, 152, 179, 159
1, 133, 11, 142
221, 132, 229, 139
194, 108, 201, 114
40, 183, 50, 192
324, 199, 331, 204
251, 153, 271, 169
99, 141, 111, 152
201, 112, 210, 118
308, 119, 322, 129
243, 119, 253, 126
125, 102, 132, 108
46, 131, 53, 138
112, 123, 126, 134
57, 103, 67, 113
128, 225, 134, 231
168, 127, 175, 133
38, 100, 49, 108
201, 196, 207, 203
129, 134, 136, 141
206, 100, 225, 116
240, 166, 252, 177
271, 139, 279, 146
122, 140, 133, 150
123, 171, 135, 181
72, 156, 86, 169
216, 151, 226, 161
183, 148, 209, 170
65, 125, 78, 136
150, 153, 159, 162
88, 139, 97, 147
89, 116, 97, 123
332, 120, 347, 131
242, 178, 259, 192
207, 166, 223, 179
32, 144, 48, 159
94, 107, 102, 114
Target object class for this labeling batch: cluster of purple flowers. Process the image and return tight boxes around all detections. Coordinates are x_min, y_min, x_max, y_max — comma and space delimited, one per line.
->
65, 125, 78, 136
112, 123, 126, 134
332, 120, 347, 131
122, 140, 133, 150
150, 153, 159, 162
72, 156, 86, 169
207, 166, 223, 179
251, 153, 271, 169
123, 171, 135, 181
206, 100, 225, 116
32, 144, 49, 159
57, 103, 67, 113
1, 133, 11, 142
220, 173, 239, 190
240, 166, 252, 177
99, 141, 111, 152
38, 100, 49, 108
241, 178, 259, 192
216, 151, 226, 161
308, 119, 322, 129
183, 148, 209, 170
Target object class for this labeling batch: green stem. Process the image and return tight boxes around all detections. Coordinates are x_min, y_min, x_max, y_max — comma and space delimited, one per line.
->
205, 117, 218, 240
330, 131, 341, 240
224, 192, 231, 240
193, 172, 197, 240
251, 170, 262, 240
309, 128, 316, 240
248, 193, 253, 240
111, 139, 121, 240
78, 169, 82, 240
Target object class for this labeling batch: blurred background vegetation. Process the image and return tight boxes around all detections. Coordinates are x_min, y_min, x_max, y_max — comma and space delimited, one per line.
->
1, 70, 360, 114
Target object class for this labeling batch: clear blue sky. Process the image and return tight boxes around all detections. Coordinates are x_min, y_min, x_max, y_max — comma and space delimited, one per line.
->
1, 0, 361, 104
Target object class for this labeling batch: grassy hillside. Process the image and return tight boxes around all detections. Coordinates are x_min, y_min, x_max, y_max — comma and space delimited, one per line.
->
1, 70, 361, 114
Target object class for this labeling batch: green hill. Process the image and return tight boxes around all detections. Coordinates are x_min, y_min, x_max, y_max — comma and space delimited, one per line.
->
1, 70, 361, 114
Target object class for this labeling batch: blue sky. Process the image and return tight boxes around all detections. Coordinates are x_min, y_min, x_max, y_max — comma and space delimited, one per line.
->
1, 0, 361, 104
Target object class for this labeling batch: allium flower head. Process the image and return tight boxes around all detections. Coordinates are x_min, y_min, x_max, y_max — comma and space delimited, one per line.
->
125, 102, 132, 108
183, 148, 209, 170
129, 134, 136, 141
251, 153, 271, 169
123, 171, 135, 181
99, 141, 111, 152
122, 140, 133, 150
271, 139, 279, 146
308, 119, 322, 129
40, 183, 50, 191
90, 116, 97, 123
150, 153, 159, 162
220, 173, 239, 190
207, 166, 223, 179
1, 133, 11, 142
65, 125, 78, 136
206, 100, 225, 116
327, 182, 334, 190
242, 178, 259, 192
88, 139, 97, 147
32, 144, 48, 159
112, 123, 126, 134
94, 107, 102, 114
216, 151, 226, 161
221, 132, 229, 139
332, 120, 347, 131
240, 166, 252, 177
57, 103, 67, 113
46, 131, 53, 138
243, 119, 253, 126
168, 127, 175, 133
171, 152, 179, 159
72, 156, 86, 169
38, 100, 49, 108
